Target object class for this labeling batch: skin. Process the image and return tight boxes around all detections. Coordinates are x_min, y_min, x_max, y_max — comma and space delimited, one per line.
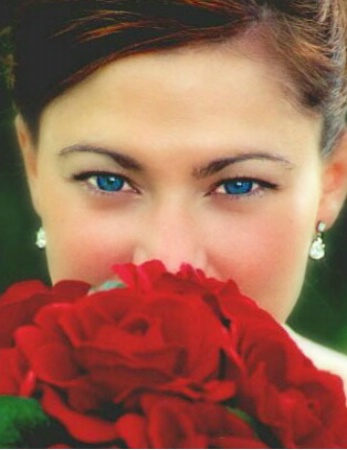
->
17, 37, 347, 322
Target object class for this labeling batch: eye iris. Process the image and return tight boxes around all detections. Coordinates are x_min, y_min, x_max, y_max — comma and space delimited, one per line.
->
96, 175, 124, 192
224, 180, 253, 195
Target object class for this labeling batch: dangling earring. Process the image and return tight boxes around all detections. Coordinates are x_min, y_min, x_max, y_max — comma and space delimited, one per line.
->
309, 221, 326, 260
35, 227, 47, 249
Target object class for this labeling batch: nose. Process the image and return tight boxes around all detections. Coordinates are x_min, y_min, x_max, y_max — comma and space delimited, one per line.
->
132, 202, 207, 273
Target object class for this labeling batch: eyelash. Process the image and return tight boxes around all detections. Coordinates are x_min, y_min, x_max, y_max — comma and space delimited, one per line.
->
73, 172, 278, 199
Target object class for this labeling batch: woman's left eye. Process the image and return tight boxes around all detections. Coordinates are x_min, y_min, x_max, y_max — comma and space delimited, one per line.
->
91, 174, 126, 192
212, 178, 277, 197
73, 172, 137, 194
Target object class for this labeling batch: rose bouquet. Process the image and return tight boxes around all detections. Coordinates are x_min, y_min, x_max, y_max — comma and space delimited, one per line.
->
0, 261, 347, 449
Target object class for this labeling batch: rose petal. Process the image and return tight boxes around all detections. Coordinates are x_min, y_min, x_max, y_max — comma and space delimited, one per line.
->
115, 414, 150, 448
42, 387, 118, 443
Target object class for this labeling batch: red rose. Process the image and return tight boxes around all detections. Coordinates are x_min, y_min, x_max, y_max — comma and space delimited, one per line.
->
10, 262, 243, 443
0, 280, 49, 349
233, 312, 347, 448
0, 348, 31, 395
176, 269, 347, 448
0, 280, 90, 349
2, 261, 347, 448
115, 392, 269, 448
113, 261, 259, 324
0, 280, 90, 396
152, 264, 347, 448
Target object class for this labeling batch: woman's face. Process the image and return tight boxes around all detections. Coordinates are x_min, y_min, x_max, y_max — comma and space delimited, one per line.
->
18, 39, 347, 321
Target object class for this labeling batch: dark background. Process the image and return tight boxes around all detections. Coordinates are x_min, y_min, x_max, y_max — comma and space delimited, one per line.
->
0, 0, 347, 354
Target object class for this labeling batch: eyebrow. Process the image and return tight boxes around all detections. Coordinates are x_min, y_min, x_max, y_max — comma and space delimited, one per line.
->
59, 144, 295, 177
59, 144, 143, 172
194, 152, 295, 179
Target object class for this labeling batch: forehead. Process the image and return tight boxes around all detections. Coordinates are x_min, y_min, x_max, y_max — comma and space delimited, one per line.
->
41, 34, 313, 117
38, 36, 322, 158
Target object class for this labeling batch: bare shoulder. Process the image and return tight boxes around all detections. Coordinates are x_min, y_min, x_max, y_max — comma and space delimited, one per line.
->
285, 326, 347, 393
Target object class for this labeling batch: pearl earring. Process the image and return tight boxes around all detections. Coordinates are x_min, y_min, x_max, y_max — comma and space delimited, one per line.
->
309, 221, 326, 260
35, 227, 47, 249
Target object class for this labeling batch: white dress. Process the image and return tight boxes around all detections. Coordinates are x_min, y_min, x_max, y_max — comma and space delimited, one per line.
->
285, 326, 347, 394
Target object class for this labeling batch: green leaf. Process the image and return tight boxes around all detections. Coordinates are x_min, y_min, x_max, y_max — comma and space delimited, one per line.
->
0, 395, 55, 449
227, 406, 258, 428
89, 280, 126, 294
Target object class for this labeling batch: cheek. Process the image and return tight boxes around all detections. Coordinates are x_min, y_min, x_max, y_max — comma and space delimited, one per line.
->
44, 209, 139, 285
34, 167, 140, 284
204, 206, 316, 321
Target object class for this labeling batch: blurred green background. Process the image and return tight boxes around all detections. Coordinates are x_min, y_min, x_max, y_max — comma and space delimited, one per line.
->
0, 1, 347, 354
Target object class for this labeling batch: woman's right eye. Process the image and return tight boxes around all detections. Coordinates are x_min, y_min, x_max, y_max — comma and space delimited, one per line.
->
73, 172, 137, 194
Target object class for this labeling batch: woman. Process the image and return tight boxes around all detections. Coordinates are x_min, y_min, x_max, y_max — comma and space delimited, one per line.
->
10, 1, 347, 383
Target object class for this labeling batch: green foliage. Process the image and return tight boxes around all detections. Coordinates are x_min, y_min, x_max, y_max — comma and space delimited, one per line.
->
0, 396, 55, 448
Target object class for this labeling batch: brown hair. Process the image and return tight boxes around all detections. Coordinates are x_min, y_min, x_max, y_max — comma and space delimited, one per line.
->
10, 0, 347, 154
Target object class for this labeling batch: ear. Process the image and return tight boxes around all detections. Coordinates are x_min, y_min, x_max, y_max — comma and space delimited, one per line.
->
15, 114, 42, 215
318, 129, 347, 229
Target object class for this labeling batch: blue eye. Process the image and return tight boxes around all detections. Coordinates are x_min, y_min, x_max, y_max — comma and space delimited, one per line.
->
213, 178, 277, 198
74, 171, 136, 194
93, 174, 125, 192
223, 180, 254, 195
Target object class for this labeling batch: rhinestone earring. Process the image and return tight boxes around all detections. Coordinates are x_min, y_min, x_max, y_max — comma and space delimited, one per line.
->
35, 227, 47, 249
309, 221, 326, 260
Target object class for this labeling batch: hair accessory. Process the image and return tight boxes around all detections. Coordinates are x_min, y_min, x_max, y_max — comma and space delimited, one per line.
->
35, 227, 47, 249
309, 221, 326, 260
